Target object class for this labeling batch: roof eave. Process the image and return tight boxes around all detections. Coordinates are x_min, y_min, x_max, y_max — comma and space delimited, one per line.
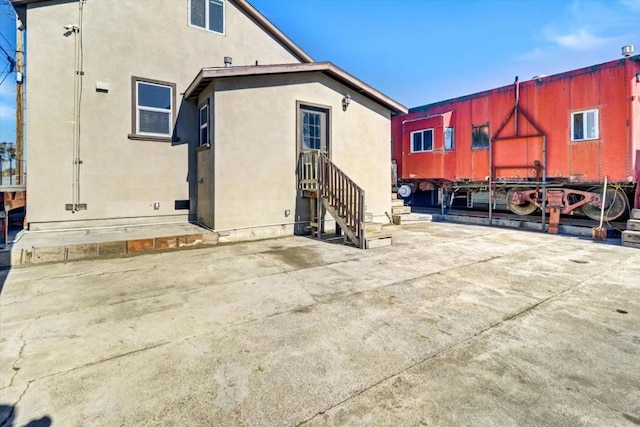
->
185, 62, 407, 116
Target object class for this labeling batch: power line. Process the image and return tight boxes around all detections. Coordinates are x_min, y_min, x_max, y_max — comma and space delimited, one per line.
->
0, 63, 11, 86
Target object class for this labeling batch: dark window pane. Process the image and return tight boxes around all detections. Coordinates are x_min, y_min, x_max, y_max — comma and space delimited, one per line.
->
200, 127, 208, 145
190, 0, 206, 28
424, 130, 433, 151
200, 106, 208, 126
412, 132, 422, 152
472, 125, 489, 149
573, 113, 584, 140
209, 0, 224, 33
138, 83, 171, 109
139, 110, 170, 135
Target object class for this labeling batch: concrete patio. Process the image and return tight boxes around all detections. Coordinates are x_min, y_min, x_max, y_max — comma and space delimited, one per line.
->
1, 221, 639, 426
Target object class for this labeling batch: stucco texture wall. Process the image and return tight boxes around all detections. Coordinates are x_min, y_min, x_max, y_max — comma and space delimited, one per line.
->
24, 0, 301, 229
211, 73, 391, 231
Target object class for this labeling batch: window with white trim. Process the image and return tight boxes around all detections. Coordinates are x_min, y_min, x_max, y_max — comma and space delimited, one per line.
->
444, 127, 455, 150
133, 78, 175, 138
190, 0, 225, 34
571, 109, 599, 141
199, 102, 209, 147
411, 129, 433, 152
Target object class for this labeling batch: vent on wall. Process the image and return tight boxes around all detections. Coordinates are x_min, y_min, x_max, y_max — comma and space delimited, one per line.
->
175, 200, 190, 210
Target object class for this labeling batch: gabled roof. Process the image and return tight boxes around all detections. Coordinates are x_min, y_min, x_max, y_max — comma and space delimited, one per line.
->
185, 62, 408, 116
10, 0, 313, 63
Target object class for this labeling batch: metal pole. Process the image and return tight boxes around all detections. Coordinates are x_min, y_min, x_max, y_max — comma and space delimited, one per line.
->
15, 15, 25, 186
541, 135, 547, 229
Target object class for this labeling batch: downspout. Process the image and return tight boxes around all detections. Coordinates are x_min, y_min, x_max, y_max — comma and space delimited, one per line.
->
70, 0, 86, 212
514, 76, 519, 135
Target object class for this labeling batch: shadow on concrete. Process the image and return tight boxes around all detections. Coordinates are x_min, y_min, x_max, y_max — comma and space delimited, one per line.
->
0, 404, 51, 427
0, 209, 25, 295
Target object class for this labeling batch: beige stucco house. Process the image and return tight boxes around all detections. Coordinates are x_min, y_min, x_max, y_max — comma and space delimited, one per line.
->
12, 0, 406, 242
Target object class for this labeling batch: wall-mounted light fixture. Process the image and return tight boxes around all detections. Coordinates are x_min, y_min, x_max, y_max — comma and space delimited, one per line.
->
342, 93, 351, 111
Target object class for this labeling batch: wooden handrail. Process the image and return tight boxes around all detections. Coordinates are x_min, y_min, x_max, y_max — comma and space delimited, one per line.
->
298, 151, 366, 248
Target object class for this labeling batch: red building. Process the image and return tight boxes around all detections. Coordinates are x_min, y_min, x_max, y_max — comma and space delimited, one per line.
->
392, 53, 640, 230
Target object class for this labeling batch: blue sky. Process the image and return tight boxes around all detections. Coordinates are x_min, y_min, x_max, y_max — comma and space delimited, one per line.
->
1, 0, 639, 143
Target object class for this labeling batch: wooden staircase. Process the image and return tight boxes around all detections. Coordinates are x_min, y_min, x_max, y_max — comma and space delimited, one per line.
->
298, 151, 391, 249
622, 209, 640, 248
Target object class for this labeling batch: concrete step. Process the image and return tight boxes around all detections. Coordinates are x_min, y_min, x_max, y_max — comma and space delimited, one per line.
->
622, 230, 640, 248
391, 192, 398, 200
365, 231, 392, 249
391, 205, 411, 215
7, 231, 219, 267
365, 222, 383, 234
391, 199, 405, 207
632, 209, 640, 220
627, 219, 640, 231
392, 213, 439, 225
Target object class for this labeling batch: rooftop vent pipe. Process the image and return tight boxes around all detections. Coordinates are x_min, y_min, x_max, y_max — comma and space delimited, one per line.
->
224, 56, 232, 67
622, 45, 634, 58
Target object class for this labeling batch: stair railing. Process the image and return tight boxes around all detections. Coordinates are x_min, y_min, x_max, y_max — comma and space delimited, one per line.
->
318, 152, 365, 249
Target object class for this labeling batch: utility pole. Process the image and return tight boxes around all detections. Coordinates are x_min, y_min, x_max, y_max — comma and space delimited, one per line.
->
15, 15, 24, 186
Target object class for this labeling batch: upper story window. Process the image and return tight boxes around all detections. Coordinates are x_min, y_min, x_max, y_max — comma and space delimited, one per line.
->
199, 102, 210, 147
130, 77, 176, 141
471, 124, 489, 149
444, 127, 455, 150
411, 129, 433, 152
571, 109, 599, 141
190, 0, 225, 34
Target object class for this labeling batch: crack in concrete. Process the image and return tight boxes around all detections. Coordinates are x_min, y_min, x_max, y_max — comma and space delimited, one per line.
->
10, 341, 172, 387
0, 380, 32, 427
296, 256, 623, 425
7, 341, 27, 389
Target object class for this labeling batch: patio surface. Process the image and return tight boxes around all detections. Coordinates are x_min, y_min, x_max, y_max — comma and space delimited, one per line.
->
1, 221, 639, 426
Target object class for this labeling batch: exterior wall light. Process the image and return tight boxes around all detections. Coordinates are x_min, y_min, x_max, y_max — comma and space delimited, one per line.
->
342, 93, 351, 111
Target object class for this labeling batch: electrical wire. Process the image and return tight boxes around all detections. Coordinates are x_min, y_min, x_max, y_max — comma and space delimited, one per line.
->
0, 62, 10, 86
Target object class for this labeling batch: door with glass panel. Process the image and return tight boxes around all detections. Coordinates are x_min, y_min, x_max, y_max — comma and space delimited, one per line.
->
299, 105, 330, 156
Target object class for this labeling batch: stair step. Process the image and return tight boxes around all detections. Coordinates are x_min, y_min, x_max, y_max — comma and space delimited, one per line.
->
391, 199, 405, 207
391, 205, 411, 215
365, 232, 392, 249
392, 213, 436, 225
364, 212, 373, 223
627, 219, 640, 231
622, 230, 640, 248
391, 192, 398, 200
365, 222, 383, 234
632, 209, 640, 220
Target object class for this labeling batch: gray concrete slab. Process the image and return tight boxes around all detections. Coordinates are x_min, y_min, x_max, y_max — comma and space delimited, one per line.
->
0, 222, 218, 267
0, 222, 639, 426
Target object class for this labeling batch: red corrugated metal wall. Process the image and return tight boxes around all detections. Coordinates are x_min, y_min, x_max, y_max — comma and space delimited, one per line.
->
393, 57, 640, 188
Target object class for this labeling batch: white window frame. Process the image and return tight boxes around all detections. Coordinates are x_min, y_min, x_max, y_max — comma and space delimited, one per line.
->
135, 80, 174, 138
189, 0, 225, 35
571, 109, 599, 142
444, 127, 455, 151
199, 102, 210, 147
410, 129, 434, 153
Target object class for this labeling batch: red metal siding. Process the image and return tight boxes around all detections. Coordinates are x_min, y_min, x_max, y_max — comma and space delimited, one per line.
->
393, 56, 639, 188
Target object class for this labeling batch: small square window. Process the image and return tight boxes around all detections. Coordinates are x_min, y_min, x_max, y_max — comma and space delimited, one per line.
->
410, 129, 433, 152
472, 124, 489, 149
190, 0, 225, 34
571, 109, 599, 141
